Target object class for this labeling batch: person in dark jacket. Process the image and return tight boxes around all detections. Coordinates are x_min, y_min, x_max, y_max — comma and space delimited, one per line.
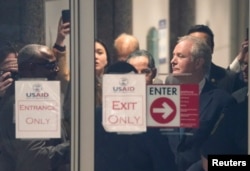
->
187, 24, 245, 93
95, 61, 177, 171
200, 43, 248, 171
167, 35, 236, 171
0, 44, 70, 171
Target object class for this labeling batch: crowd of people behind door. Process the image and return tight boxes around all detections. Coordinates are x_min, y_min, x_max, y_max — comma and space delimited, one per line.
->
0, 19, 249, 171
94, 25, 249, 171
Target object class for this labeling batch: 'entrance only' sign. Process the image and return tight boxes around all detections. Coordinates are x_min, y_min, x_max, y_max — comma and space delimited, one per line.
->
15, 80, 61, 139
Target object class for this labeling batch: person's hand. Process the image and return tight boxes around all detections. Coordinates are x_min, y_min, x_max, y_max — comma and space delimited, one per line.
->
201, 155, 208, 171
237, 41, 248, 63
55, 17, 70, 47
0, 72, 13, 97
0, 57, 18, 73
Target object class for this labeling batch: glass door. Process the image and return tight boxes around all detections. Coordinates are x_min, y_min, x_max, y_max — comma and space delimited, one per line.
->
0, 0, 95, 170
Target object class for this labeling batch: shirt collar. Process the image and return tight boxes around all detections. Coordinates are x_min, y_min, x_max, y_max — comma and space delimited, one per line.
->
199, 78, 206, 94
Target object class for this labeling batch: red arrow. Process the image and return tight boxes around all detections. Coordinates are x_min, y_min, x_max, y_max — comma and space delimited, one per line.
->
152, 102, 173, 119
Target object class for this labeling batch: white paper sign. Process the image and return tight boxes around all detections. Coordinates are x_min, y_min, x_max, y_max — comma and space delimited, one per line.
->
15, 81, 61, 138
102, 74, 146, 133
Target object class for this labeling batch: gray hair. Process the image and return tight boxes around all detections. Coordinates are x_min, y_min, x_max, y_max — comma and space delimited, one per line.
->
126, 49, 155, 69
178, 35, 212, 73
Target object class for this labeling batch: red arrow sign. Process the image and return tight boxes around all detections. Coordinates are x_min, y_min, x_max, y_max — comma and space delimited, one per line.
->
150, 97, 176, 124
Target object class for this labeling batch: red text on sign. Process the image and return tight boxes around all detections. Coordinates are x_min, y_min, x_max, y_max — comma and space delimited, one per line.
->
26, 117, 50, 125
108, 115, 141, 125
112, 101, 137, 110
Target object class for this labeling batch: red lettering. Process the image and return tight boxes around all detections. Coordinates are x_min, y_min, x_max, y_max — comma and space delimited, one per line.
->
26, 117, 33, 124
112, 101, 120, 110
107, 115, 141, 125
25, 117, 50, 124
112, 101, 137, 110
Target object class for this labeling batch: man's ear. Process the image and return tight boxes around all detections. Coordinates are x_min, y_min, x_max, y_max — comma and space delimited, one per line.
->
195, 58, 205, 70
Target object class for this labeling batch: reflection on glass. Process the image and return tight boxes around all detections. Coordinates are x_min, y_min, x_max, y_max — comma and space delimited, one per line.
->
0, 1, 71, 171
95, 0, 249, 171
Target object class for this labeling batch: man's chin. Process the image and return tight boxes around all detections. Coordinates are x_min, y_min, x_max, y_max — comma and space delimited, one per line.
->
172, 72, 187, 76
172, 71, 179, 74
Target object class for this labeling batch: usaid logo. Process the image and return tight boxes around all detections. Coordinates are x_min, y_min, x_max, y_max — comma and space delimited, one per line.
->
113, 77, 135, 93
26, 83, 49, 98
119, 77, 129, 86
33, 84, 43, 92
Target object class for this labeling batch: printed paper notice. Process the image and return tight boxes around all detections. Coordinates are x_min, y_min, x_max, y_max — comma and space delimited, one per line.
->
102, 74, 146, 133
15, 81, 61, 138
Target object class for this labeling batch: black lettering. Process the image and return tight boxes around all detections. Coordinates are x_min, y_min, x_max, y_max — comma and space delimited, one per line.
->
149, 87, 154, 95
149, 87, 178, 95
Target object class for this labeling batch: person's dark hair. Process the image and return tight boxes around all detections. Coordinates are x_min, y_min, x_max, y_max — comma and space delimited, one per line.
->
126, 49, 155, 69
105, 61, 138, 74
187, 24, 214, 52
18, 44, 45, 66
0, 41, 17, 64
95, 39, 111, 70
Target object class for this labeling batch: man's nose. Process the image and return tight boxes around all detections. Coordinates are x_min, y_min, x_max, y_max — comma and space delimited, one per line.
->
170, 56, 176, 64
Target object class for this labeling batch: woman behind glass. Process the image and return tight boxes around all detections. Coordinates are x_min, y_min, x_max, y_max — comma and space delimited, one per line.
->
95, 39, 110, 107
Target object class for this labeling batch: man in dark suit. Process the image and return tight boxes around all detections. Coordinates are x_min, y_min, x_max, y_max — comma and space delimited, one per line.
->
187, 24, 245, 93
167, 35, 236, 171
200, 97, 247, 171
200, 42, 248, 171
